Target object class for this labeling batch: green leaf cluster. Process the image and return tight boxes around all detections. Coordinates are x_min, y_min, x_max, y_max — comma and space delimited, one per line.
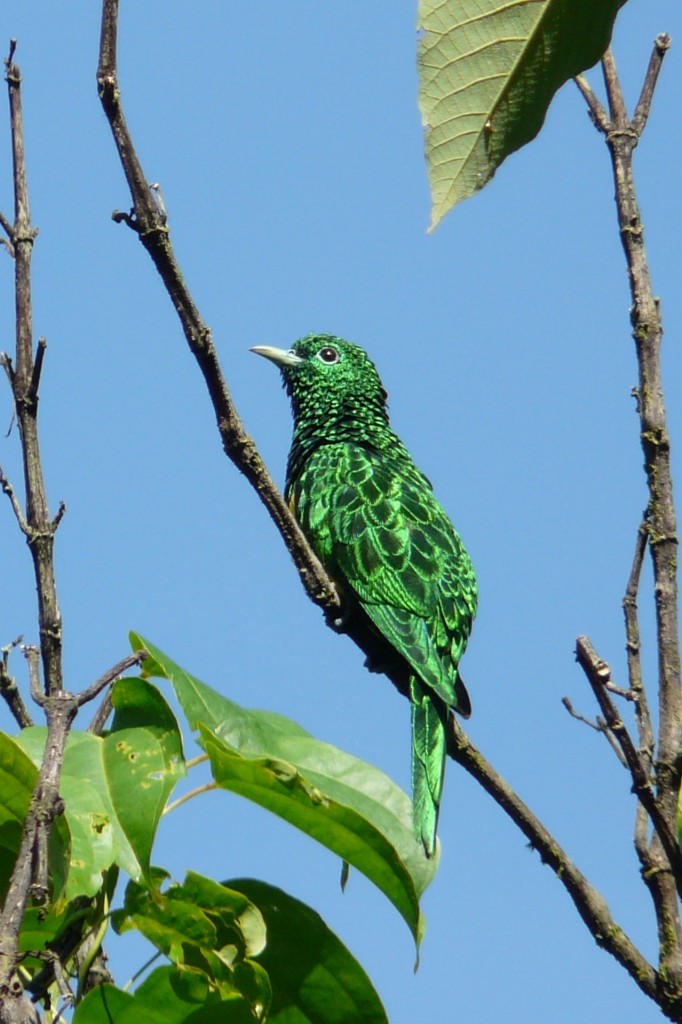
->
4, 636, 431, 1021
77, 876, 386, 1024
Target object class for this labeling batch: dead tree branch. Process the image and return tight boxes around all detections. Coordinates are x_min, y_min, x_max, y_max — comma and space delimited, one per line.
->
447, 717, 660, 1010
575, 635, 682, 893
2, 47, 61, 699
0, 638, 31, 729
576, 34, 682, 1007
0, 44, 73, 1017
96, 0, 340, 621
0, 44, 138, 1020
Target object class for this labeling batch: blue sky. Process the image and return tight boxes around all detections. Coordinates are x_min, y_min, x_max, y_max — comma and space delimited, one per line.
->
1, 2, 681, 1022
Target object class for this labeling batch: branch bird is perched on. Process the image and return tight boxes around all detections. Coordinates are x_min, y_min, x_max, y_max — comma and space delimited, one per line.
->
252, 334, 477, 856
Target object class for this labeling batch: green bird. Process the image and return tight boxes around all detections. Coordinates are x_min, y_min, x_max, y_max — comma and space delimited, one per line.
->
252, 334, 477, 856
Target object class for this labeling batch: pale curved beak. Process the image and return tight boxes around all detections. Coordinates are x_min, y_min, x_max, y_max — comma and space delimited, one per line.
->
250, 345, 303, 367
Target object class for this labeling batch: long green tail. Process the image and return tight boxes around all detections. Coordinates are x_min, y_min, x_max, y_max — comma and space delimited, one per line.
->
410, 676, 447, 857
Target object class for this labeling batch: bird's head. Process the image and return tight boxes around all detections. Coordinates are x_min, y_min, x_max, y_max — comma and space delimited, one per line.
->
251, 334, 389, 428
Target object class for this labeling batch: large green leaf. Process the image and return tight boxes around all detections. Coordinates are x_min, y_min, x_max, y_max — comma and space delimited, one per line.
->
18, 679, 185, 897
105, 677, 186, 885
418, 0, 627, 226
74, 968, 258, 1024
228, 878, 388, 1024
19, 729, 136, 897
131, 634, 436, 947
201, 726, 427, 946
0, 732, 70, 905
73, 982, 134, 1024
112, 870, 270, 1020
0, 732, 42, 903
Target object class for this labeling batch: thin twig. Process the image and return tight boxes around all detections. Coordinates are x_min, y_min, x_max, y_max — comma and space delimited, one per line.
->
574, 75, 609, 133
163, 782, 217, 816
604, 681, 634, 700
24, 645, 42, 705
25, 952, 73, 1007
0, 209, 13, 240
618, 520, 655, 888
0, 638, 32, 728
575, 635, 682, 891
27, 336, 46, 403
0, 463, 29, 534
87, 691, 113, 736
0, 351, 15, 390
85, 651, 147, 733
77, 650, 146, 707
632, 34, 671, 136
561, 696, 626, 766
601, 48, 628, 128
623, 521, 654, 757
51, 500, 66, 531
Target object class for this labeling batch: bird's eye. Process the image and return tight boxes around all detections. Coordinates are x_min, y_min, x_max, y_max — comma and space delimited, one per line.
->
317, 346, 340, 364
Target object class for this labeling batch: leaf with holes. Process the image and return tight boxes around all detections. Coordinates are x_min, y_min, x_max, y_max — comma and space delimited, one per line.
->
112, 870, 269, 1019
0, 731, 70, 905
18, 679, 185, 897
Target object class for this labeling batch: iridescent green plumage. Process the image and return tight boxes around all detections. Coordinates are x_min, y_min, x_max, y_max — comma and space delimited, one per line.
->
252, 334, 477, 855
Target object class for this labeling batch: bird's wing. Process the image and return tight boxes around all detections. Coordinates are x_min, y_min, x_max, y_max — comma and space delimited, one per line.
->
297, 445, 476, 710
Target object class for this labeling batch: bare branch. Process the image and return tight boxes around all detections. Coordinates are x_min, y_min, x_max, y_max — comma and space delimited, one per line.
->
23, 645, 42, 705
87, 691, 113, 736
84, 650, 147, 733
0, 463, 29, 534
5, 42, 63, 699
0, 351, 15, 391
574, 75, 609, 134
575, 636, 682, 889
77, 649, 146, 707
0, 209, 13, 240
27, 335, 46, 404
96, 0, 341, 621
561, 696, 626, 766
578, 34, 682, 996
623, 521, 654, 756
0, 638, 32, 728
447, 716, 660, 1008
601, 48, 628, 128
632, 34, 671, 136
0, 46, 73, 1010
111, 208, 139, 232
604, 43, 682, 988
574, 34, 670, 145
51, 500, 66, 532
5, 39, 17, 68
604, 680, 634, 701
